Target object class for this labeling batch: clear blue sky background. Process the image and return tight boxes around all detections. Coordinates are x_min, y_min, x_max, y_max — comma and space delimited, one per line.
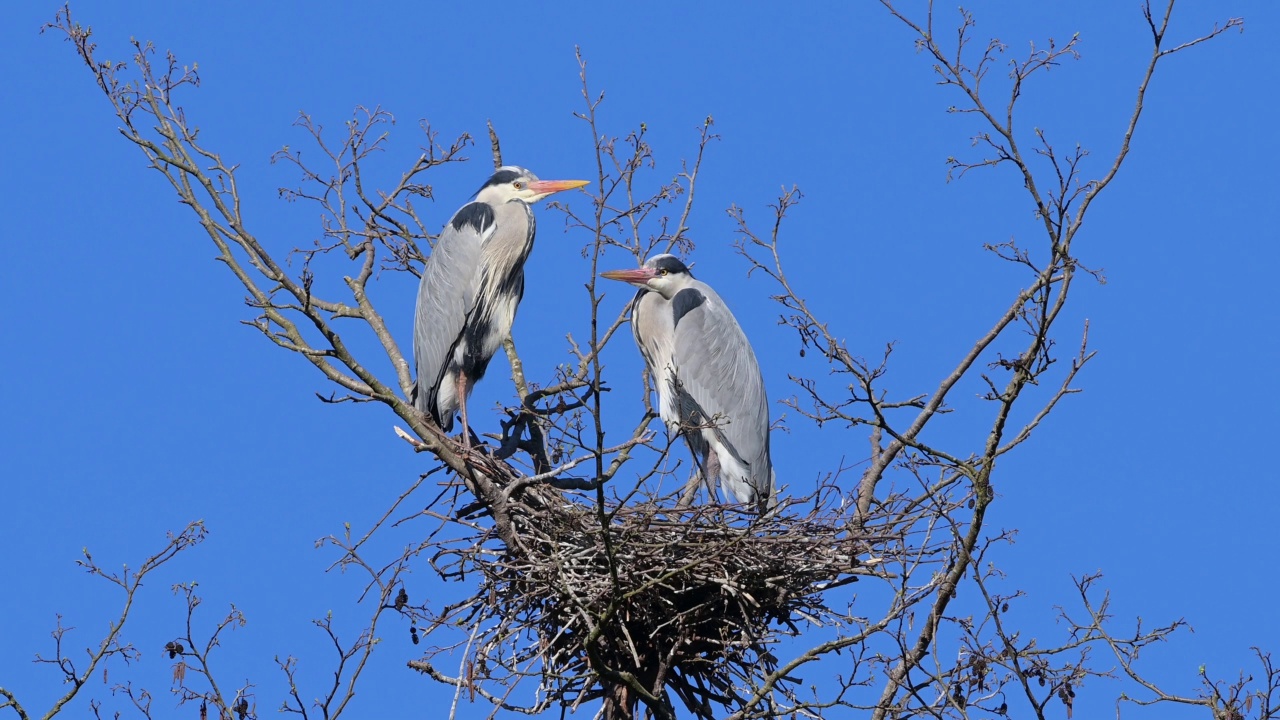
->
2, 2, 1275, 718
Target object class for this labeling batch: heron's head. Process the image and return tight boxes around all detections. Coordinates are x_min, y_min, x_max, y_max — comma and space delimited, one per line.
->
600, 254, 694, 299
476, 166, 589, 204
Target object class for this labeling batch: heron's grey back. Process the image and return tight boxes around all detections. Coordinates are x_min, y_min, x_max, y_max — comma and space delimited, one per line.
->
669, 281, 772, 500
413, 211, 487, 425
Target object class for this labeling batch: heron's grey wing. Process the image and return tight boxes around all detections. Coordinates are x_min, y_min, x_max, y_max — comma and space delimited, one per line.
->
414, 211, 487, 423
669, 283, 772, 502
631, 288, 713, 494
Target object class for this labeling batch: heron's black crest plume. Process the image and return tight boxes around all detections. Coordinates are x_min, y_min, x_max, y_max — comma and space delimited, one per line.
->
479, 166, 529, 192
648, 253, 691, 276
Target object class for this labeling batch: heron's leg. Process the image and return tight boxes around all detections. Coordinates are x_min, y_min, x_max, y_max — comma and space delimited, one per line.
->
677, 428, 711, 508
677, 469, 702, 508
456, 370, 471, 451
677, 446, 721, 508
704, 449, 722, 502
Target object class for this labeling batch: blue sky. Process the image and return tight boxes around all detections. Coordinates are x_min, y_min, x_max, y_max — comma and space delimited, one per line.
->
2, 1, 1276, 718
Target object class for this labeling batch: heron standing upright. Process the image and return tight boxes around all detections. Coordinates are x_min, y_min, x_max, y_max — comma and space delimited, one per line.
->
414, 166, 588, 445
601, 254, 774, 511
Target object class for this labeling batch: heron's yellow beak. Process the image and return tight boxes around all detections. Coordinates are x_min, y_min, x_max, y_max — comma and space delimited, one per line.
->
600, 267, 655, 286
528, 179, 589, 196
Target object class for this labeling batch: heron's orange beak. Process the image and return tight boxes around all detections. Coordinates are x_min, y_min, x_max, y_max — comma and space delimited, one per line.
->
600, 267, 656, 286
528, 179, 589, 196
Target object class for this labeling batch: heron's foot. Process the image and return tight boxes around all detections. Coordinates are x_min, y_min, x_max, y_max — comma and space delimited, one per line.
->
456, 425, 485, 454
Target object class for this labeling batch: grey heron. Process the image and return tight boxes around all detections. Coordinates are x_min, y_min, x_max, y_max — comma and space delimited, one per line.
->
413, 166, 588, 445
601, 254, 774, 511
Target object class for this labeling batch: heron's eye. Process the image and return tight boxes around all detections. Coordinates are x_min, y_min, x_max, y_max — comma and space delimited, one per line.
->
657, 269, 668, 276
513, 181, 525, 190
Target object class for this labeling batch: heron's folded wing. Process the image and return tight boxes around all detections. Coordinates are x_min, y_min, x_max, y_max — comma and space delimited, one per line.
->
413, 206, 491, 417
669, 284, 771, 487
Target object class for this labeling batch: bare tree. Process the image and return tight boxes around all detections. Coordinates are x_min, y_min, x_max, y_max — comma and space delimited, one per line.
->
5, 2, 1275, 720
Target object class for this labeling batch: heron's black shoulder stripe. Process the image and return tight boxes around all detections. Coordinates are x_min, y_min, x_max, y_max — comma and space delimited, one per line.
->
671, 288, 706, 329
450, 202, 495, 234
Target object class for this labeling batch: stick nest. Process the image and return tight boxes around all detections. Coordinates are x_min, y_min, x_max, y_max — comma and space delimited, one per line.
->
445, 489, 879, 717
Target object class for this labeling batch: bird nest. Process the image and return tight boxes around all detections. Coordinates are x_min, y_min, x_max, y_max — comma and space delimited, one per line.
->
416, 482, 882, 718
